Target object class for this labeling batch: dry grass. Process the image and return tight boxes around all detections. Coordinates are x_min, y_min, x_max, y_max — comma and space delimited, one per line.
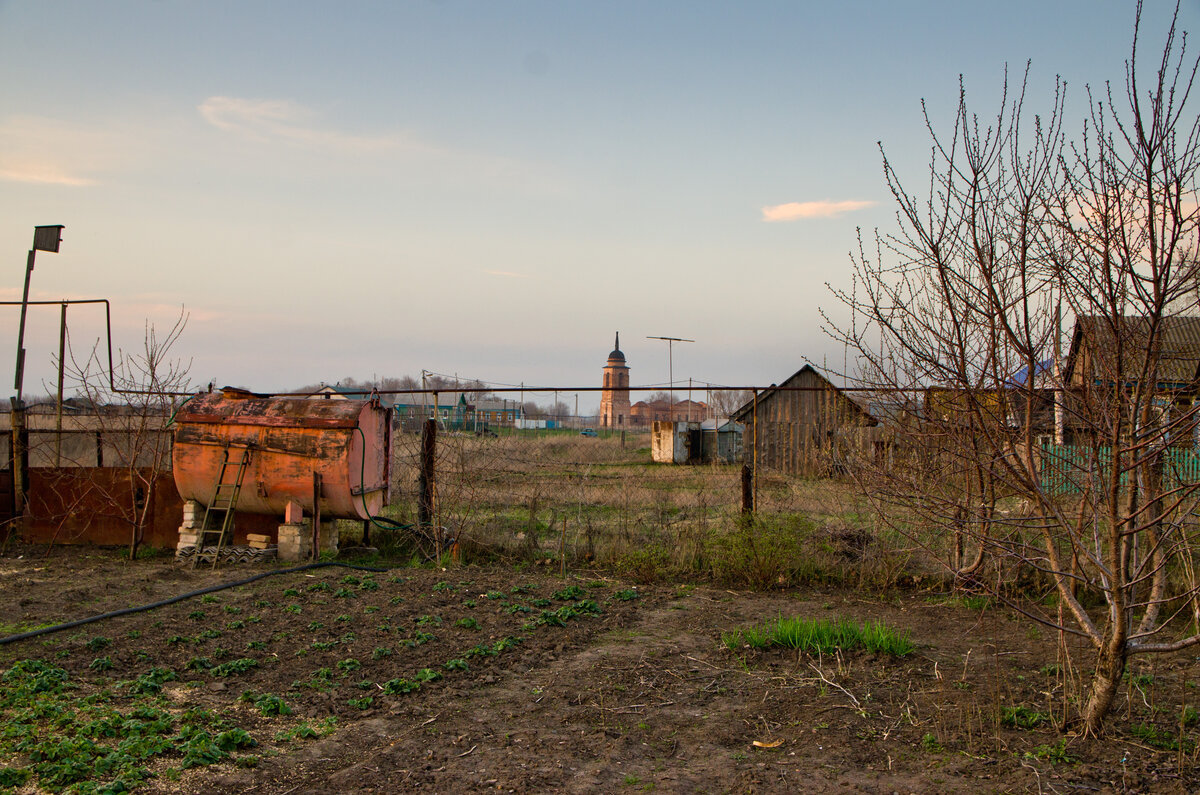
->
359, 429, 911, 589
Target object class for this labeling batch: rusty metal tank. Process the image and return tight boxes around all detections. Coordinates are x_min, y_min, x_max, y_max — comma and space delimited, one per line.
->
172, 389, 391, 519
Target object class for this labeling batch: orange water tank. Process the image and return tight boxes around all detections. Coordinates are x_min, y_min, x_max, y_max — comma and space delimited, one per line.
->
171, 389, 391, 520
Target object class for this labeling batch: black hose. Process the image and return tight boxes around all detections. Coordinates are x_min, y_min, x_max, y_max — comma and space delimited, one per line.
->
0, 561, 388, 648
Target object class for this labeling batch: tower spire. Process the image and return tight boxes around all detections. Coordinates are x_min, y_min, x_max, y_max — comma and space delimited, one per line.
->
615, 331, 620, 351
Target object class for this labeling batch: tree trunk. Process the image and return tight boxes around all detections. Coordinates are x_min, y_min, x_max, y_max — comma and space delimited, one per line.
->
1082, 639, 1127, 734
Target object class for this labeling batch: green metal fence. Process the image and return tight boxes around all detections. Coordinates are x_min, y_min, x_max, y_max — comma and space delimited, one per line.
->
1040, 443, 1200, 494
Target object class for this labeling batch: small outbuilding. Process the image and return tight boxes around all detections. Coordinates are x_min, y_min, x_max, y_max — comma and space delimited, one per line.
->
732, 365, 877, 476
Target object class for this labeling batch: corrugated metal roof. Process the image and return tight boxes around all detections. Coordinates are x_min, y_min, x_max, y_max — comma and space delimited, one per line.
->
1066, 315, 1200, 386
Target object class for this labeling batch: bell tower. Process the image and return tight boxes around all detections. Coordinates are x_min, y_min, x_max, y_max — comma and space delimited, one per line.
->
599, 332, 630, 428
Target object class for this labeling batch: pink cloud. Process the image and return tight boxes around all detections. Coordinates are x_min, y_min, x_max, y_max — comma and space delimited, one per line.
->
762, 199, 876, 222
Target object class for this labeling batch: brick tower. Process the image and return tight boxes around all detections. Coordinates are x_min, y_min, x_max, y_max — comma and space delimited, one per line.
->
599, 332, 630, 428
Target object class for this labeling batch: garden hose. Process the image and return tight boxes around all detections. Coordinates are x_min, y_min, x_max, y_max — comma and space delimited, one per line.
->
164, 392, 200, 428
0, 560, 387, 648
353, 427, 454, 560
354, 426, 415, 533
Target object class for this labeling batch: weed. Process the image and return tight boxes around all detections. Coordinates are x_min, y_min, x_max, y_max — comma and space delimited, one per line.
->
126, 666, 177, 695
1001, 706, 1048, 730
403, 631, 436, 648
493, 636, 523, 653
211, 658, 259, 677
615, 589, 640, 601
553, 585, 586, 601
223, 605, 242, 615
382, 678, 420, 695
921, 733, 943, 753
253, 694, 291, 717
276, 724, 319, 742
1025, 739, 1075, 764
201, 594, 219, 604
1131, 722, 1194, 752
126, 629, 142, 639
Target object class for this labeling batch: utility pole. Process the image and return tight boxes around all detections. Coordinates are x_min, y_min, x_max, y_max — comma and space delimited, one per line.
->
646, 336, 694, 423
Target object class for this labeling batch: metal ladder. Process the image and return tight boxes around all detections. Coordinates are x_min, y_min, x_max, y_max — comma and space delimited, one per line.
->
193, 446, 251, 569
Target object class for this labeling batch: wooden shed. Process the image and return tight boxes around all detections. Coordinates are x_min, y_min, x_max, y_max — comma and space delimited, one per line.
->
732, 365, 877, 476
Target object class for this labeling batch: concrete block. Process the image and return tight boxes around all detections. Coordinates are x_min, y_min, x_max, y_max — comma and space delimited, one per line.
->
181, 499, 202, 526
318, 521, 338, 556
277, 522, 311, 562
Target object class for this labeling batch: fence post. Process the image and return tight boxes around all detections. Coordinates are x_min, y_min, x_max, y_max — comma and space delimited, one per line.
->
418, 418, 436, 531
311, 471, 322, 562
10, 399, 26, 520
741, 464, 753, 515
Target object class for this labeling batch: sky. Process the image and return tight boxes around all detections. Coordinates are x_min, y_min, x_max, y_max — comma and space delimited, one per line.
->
0, 1, 1195, 412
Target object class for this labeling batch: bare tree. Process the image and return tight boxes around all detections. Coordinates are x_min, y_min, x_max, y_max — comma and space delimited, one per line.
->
64, 310, 192, 560
825, 2, 1200, 732
709, 388, 753, 419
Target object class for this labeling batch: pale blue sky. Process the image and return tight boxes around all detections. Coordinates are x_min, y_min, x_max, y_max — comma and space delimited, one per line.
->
0, 1, 1192, 409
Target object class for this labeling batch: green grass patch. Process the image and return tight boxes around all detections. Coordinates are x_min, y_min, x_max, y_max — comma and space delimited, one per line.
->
721, 615, 914, 657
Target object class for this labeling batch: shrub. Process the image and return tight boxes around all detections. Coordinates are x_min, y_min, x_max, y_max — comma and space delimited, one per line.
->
615, 544, 673, 583
706, 515, 819, 590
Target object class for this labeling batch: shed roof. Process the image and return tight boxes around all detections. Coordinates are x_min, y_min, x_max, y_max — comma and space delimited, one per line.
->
729, 364, 877, 426
1064, 315, 1200, 387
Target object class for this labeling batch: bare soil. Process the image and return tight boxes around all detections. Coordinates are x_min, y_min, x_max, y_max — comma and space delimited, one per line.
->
2, 545, 1199, 794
